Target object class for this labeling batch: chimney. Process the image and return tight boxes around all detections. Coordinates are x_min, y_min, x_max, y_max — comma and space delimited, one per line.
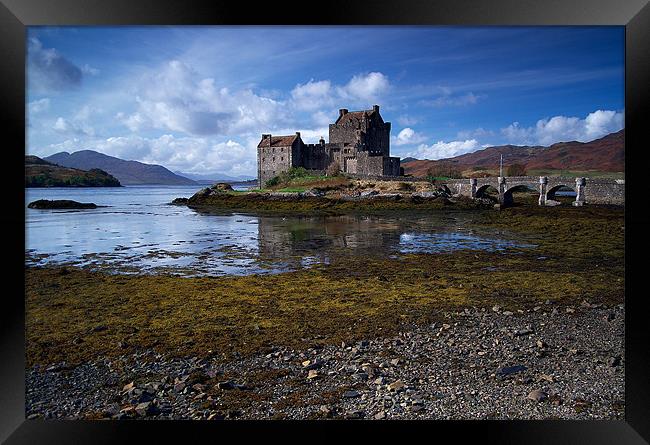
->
339, 108, 348, 117
295, 131, 301, 138
372, 105, 379, 113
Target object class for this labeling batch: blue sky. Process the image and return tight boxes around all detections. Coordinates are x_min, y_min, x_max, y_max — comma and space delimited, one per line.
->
26, 26, 624, 178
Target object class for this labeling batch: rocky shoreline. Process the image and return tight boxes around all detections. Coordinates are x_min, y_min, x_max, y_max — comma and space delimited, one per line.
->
26, 303, 624, 420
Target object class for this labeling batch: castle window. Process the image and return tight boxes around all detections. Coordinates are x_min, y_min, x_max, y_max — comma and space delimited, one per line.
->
281, 157, 284, 161
273, 157, 275, 162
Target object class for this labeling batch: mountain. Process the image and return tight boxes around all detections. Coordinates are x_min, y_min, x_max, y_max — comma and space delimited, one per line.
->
26, 155, 121, 187
401, 130, 624, 177
175, 171, 255, 184
44, 150, 197, 185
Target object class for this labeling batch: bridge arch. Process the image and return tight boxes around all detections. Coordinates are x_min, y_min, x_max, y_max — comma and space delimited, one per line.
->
546, 184, 577, 202
503, 184, 538, 206
475, 184, 499, 200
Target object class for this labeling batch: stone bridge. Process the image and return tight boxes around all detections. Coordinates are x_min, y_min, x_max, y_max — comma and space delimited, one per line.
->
443, 176, 625, 206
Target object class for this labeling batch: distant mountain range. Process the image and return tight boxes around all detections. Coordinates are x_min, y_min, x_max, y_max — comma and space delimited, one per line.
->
401, 130, 624, 177
45, 150, 197, 185
26, 155, 121, 187
175, 171, 255, 184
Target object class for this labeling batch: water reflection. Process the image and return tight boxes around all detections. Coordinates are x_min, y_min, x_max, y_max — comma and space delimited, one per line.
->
25, 186, 534, 277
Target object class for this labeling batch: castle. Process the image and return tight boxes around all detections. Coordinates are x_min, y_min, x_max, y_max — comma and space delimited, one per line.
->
257, 105, 401, 188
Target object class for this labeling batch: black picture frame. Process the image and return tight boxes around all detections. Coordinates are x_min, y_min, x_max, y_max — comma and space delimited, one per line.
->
2, 0, 648, 443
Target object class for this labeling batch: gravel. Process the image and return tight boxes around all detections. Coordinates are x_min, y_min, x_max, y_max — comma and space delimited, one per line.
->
26, 303, 624, 420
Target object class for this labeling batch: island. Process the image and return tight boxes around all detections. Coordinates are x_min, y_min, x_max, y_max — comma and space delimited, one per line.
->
25, 155, 121, 187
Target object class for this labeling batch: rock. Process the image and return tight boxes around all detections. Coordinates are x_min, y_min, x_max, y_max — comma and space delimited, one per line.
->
503, 311, 513, 316
343, 390, 361, 399
207, 411, 225, 420
102, 403, 120, 417
92, 325, 108, 333
307, 370, 319, 380
527, 390, 548, 403
137, 391, 154, 403
319, 405, 334, 417
536, 340, 547, 348
609, 355, 622, 367
390, 358, 401, 366
135, 401, 159, 417
211, 182, 234, 192
302, 359, 323, 370
122, 382, 135, 393
497, 365, 527, 376
492, 305, 501, 312
374, 411, 386, 419
537, 374, 554, 383
345, 410, 365, 419
28, 199, 98, 209
387, 380, 405, 392
170, 197, 189, 205
217, 380, 236, 390
374, 377, 386, 385
514, 328, 533, 336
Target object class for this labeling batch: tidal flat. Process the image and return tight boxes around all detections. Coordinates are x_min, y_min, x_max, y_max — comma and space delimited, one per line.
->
25, 204, 624, 419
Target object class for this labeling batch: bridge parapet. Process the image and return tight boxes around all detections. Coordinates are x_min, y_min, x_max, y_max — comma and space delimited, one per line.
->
441, 175, 624, 206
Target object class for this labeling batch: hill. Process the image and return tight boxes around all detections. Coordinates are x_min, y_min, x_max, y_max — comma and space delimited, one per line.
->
45, 150, 196, 185
26, 156, 121, 187
175, 171, 256, 184
402, 130, 624, 178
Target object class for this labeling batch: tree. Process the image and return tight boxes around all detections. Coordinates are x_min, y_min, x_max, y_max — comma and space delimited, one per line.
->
506, 163, 527, 176
326, 161, 341, 176
425, 162, 462, 180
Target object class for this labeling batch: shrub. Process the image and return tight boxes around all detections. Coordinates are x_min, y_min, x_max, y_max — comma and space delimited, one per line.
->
425, 162, 463, 180
265, 176, 280, 188
506, 163, 527, 176
326, 161, 341, 177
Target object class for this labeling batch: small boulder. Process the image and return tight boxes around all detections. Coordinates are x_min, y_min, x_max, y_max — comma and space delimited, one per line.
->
211, 182, 234, 192
527, 390, 548, 403
28, 199, 98, 209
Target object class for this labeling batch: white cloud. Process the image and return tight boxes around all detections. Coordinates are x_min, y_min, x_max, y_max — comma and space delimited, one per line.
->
409, 139, 480, 160
52, 116, 95, 136
397, 115, 419, 126
117, 60, 290, 137
81, 64, 100, 76
456, 127, 494, 140
420, 88, 483, 108
28, 38, 83, 92
38, 134, 259, 177
393, 127, 427, 146
338, 72, 389, 103
501, 110, 624, 146
290, 79, 332, 111
28, 98, 50, 113
290, 72, 390, 113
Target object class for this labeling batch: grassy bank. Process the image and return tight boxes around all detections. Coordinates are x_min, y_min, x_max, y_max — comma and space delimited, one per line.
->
187, 194, 485, 215
25, 204, 623, 368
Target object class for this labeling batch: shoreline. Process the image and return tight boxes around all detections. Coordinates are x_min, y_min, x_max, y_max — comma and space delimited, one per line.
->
26, 304, 624, 420
24, 203, 624, 420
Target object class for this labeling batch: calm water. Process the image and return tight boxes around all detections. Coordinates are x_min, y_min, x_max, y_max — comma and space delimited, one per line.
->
25, 186, 534, 277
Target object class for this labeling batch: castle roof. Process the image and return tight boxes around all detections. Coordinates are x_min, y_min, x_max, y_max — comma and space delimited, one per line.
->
257, 134, 298, 148
334, 107, 380, 125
